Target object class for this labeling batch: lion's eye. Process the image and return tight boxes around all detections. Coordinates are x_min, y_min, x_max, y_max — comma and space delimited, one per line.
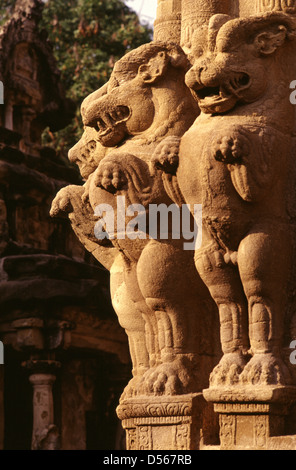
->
87, 140, 96, 151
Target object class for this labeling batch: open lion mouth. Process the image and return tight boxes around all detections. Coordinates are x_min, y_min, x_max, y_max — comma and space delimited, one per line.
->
191, 72, 250, 113
194, 86, 221, 100
191, 86, 234, 112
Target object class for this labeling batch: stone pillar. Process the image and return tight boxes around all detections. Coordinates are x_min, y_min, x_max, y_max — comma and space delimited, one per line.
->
154, 0, 182, 43
117, 394, 206, 450
255, 0, 296, 14
12, 318, 44, 351
181, 0, 231, 51
239, 0, 296, 16
237, 0, 255, 16
23, 360, 61, 450
4, 101, 13, 131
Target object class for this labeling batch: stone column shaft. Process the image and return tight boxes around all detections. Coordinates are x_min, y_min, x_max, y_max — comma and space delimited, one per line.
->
181, 0, 231, 50
255, 0, 296, 14
24, 360, 60, 450
30, 373, 56, 443
154, 0, 182, 43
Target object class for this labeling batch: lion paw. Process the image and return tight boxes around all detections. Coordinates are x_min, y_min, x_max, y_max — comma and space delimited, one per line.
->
213, 132, 249, 164
94, 160, 128, 192
50, 186, 77, 217
209, 352, 247, 387
239, 353, 291, 386
120, 376, 143, 401
151, 136, 180, 175
139, 356, 197, 396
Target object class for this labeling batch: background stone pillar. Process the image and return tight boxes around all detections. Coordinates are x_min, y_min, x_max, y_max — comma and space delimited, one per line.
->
154, 0, 182, 43
237, 0, 256, 16
255, 0, 296, 14
24, 360, 61, 450
181, 0, 231, 51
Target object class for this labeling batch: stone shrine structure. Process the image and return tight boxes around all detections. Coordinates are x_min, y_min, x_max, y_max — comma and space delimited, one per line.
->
0, 0, 130, 450
51, 0, 296, 450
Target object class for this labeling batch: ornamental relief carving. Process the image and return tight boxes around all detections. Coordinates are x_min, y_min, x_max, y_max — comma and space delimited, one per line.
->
257, 0, 296, 13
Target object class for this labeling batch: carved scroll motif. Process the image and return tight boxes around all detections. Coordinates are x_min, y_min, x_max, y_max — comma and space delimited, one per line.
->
219, 415, 235, 448
257, 0, 296, 12
254, 415, 267, 449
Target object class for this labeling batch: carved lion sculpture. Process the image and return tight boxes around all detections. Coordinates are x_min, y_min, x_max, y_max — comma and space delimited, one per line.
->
174, 12, 296, 388
50, 90, 152, 398
52, 40, 220, 398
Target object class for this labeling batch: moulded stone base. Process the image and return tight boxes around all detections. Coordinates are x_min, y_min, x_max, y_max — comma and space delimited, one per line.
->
117, 394, 208, 450
203, 386, 296, 450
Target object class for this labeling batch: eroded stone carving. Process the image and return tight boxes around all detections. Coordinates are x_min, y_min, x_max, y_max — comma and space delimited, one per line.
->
50, 1, 296, 450
51, 41, 219, 402
173, 12, 296, 388
256, 0, 296, 14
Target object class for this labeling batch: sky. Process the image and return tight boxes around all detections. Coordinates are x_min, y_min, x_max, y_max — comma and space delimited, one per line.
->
125, 0, 157, 26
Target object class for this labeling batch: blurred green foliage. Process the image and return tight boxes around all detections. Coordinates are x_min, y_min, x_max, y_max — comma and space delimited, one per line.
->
0, 0, 152, 158
0, 0, 16, 25
40, 0, 152, 157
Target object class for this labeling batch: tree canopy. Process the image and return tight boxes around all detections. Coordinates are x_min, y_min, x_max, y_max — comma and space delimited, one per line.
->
0, 0, 16, 25
1, 0, 152, 158
41, 0, 152, 157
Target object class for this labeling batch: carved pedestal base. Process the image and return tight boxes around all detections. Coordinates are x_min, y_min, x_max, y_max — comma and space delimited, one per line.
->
203, 386, 296, 450
117, 394, 207, 450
